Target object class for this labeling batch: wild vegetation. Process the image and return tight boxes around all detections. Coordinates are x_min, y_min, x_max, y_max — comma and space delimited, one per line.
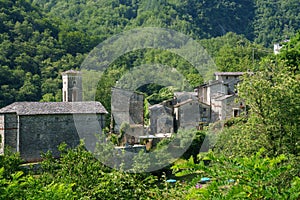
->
1, 0, 300, 107
0, 0, 299, 199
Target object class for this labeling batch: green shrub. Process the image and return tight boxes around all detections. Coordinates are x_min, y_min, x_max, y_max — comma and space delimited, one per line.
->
172, 149, 300, 199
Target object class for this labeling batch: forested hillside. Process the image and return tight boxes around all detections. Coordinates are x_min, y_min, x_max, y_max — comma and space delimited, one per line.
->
30, 0, 300, 46
0, 0, 300, 107
0, 0, 88, 107
29, 0, 254, 41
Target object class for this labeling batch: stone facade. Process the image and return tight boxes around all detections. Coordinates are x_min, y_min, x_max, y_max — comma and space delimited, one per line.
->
123, 125, 144, 144
199, 102, 211, 123
20, 114, 79, 161
0, 102, 107, 162
211, 94, 238, 121
0, 114, 18, 154
174, 99, 201, 130
197, 72, 246, 123
111, 87, 144, 136
149, 104, 173, 135
62, 70, 83, 102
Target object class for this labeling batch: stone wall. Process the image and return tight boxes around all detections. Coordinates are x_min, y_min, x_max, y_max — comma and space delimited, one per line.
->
19, 114, 104, 162
156, 115, 174, 134
149, 104, 173, 134
177, 100, 200, 130
211, 98, 222, 122
62, 72, 83, 102
124, 125, 144, 144
211, 95, 240, 122
199, 103, 211, 123
0, 114, 18, 153
0, 115, 4, 154
223, 96, 236, 120
129, 92, 144, 125
111, 88, 144, 132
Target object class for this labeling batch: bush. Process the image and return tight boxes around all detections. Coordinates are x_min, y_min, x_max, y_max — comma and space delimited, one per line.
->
172, 149, 300, 199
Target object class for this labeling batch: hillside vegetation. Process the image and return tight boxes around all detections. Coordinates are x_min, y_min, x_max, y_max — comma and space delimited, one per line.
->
0, 1, 299, 199
2, 0, 299, 107
30, 0, 300, 46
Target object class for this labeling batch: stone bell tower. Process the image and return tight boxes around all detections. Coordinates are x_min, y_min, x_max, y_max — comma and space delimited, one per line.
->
62, 70, 82, 102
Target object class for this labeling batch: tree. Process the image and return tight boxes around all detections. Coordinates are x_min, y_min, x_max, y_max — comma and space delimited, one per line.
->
213, 34, 300, 157
237, 59, 300, 156
17, 72, 40, 101
279, 31, 300, 73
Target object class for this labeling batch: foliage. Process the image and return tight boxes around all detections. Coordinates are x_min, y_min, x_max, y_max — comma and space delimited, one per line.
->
146, 86, 174, 105
213, 123, 270, 157
0, 1, 300, 199
0, 168, 76, 200
0, 139, 299, 199
154, 129, 208, 163
0, 151, 22, 180
254, 0, 300, 47
39, 142, 183, 199
279, 31, 300, 73
0, 0, 85, 107
1, 0, 300, 110
0, 150, 76, 200
201, 32, 271, 72
213, 34, 300, 157
30, 0, 255, 41
238, 61, 300, 156
172, 150, 300, 199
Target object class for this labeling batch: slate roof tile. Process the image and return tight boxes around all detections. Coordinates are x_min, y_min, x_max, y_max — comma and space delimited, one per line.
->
0, 101, 108, 115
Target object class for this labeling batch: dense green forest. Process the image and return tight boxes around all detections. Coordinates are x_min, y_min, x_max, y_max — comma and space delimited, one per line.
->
1, 0, 300, 107
0, 0, 299, 199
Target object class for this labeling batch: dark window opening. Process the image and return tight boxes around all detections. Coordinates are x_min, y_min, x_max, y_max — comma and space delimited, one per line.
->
72, 90, 77, 101
64, 91, 67, 102
233, 109, 239, 117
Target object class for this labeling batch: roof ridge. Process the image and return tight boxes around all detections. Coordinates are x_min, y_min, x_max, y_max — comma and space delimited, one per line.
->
0, 101, 108, 115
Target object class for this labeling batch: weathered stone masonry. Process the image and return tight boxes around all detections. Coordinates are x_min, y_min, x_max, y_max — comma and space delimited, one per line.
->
0, 101, 107, 162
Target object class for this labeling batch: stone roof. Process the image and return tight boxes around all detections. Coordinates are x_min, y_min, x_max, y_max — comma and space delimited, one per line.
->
149, 104, 173, 115
174, 92, 198, 98
214, 72, 245, 76
61, 69, 82, 75
0, 101, 108, 115
213, 94, 235, 101
174, 99, 194, 108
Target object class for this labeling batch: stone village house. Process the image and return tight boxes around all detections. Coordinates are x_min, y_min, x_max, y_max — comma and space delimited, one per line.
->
146, 72, 246, 137
0, 70, 108, 162
111, 87, 144, 144
112, 72, 247, 143
197, 72, 246, 123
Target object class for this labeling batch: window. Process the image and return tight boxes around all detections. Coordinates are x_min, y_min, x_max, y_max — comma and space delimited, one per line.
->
233, 109, 240, 117
64, 91, 66, 102
72, 90, 77, 101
